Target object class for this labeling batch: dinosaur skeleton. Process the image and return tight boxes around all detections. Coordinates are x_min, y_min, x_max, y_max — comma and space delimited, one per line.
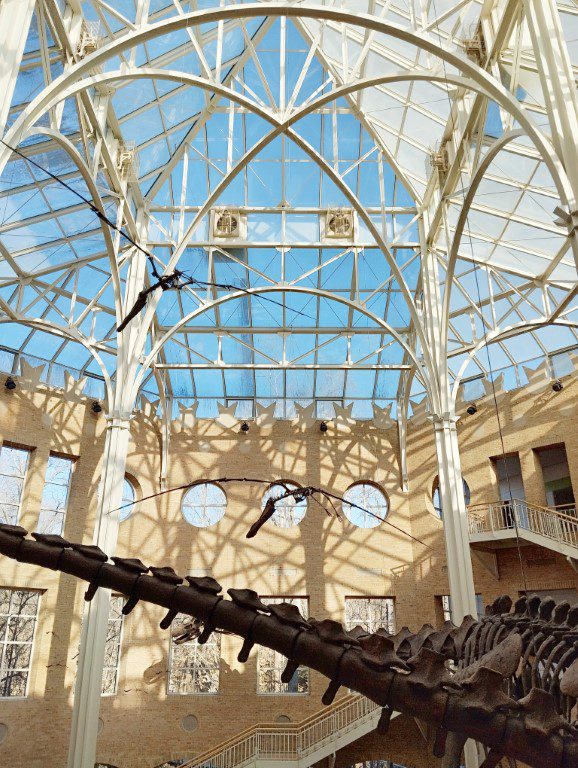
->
1, 523, 578, 768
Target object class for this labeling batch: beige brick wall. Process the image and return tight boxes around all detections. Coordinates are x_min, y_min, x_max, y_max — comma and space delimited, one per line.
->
0, 378, 576, 768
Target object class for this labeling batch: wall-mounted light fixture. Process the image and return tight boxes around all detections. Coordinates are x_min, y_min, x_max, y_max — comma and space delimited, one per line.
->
5, 377, 16, 391
552, 380, 563, 392
319, 421, 328, 433
466, 404, 477, 415
240, 421, 250, 433
91, 401, 103, 413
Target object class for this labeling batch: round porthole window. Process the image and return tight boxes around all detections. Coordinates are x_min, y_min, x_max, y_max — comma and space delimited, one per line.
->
262, 483, 307, 528
119, 477, 136, 522
276, 715, 291, 724
181, 715, 199, 732
182, 483, 227, 527
342, 483, 388, 528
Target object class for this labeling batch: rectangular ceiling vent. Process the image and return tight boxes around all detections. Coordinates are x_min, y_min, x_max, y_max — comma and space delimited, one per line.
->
212, 208, 247, 240
323, 208, 355, 241
77, 21, 101, 58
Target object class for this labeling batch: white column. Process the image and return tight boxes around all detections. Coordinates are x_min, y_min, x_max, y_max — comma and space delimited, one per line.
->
67, 415, 132, 768
433, 415, 478, 623
0, 0, 37, 133
68, 217, 148, 766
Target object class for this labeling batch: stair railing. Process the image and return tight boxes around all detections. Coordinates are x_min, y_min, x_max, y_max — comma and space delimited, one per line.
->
468, 499, 578, 549
182, 694, 379, 768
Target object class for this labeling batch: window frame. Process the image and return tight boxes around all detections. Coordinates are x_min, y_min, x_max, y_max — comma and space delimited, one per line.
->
261, 481, 307, 529
344, 596, 396, 635
101, 594, 125, 697
342, 481, 389, 529
181, 482, 228, 528
119, 476, 138, 523
0, 443, 32, 527
167, 614, 221, 696
257, 597, 309, 695
0, 587, 42, 700
37, 452, 75, 536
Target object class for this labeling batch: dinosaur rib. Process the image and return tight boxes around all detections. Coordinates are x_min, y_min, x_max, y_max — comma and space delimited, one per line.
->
0, 524, 577, 768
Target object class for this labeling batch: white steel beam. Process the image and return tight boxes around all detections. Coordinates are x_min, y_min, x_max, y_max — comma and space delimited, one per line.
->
0, 0, 37, 133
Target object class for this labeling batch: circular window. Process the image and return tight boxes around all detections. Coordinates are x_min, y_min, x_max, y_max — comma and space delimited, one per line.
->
432, 476, 471, 520
342, 483, 387, 528
119, 477, 136, 522
181, 714, 199, 732
182, 483, 227, 527
262, 483, 307, 528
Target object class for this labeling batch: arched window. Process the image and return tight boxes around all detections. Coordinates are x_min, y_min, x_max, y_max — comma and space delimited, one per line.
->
182, 483, 227, 527
119, 477, 136, 522
432, 476, 471, 520
342, 483, 388, 528
261, 483, 307, 528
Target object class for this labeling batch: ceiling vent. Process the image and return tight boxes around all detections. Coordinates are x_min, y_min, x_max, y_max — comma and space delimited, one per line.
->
212, 208, 247, 240
77, 21, 101, 58
324, 208, 354, 241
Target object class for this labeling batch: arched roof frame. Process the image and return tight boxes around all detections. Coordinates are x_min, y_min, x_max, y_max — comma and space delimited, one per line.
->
133, 284, 426, 403
3, 67, 568, 408
0, 3, 574, 414
0, 5, 571, 205
451, 318, 578, 405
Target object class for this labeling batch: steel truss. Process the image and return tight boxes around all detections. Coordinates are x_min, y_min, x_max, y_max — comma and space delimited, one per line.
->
1, 2, 578, 766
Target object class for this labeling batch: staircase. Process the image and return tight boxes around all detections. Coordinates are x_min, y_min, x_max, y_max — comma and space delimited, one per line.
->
181, 694, 385, 768
468, 499, 578, 560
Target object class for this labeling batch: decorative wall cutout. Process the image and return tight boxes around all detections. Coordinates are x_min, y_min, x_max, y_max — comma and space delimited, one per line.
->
176, 401, 199, 431
372, 403, 395, 430
216, 401, 238, 429
332, 402, 355, 432
291, 402, 317, 430
255, 402, 276, 432
19, 359, 45, 390
63, 371, 87, 402
409, 398, 428, 424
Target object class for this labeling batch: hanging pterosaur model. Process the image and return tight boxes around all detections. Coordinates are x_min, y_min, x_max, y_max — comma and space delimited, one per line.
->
1, 522, 577, 768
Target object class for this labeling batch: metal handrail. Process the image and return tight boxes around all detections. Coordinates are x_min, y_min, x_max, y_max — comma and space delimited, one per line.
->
182, 694, 379, 768
467, 499, 578, 550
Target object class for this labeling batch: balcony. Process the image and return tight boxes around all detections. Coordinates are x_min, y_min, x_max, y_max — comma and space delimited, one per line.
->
467, 499, 578, 561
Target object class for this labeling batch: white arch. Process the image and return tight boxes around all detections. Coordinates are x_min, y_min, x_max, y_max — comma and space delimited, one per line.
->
450, 318, 578, 403
132, 284, 423, 402
0, 4, 571, 204
21, 127, 123, 315
0, 316, 113, 402
440, 128, 526, 363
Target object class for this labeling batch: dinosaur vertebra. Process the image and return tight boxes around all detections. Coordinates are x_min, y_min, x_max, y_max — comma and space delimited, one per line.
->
1, 523, 577, 768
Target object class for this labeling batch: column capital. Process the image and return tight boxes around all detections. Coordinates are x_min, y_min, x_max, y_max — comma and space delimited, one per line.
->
430, 410, 459, 428
104, 413, 133, 429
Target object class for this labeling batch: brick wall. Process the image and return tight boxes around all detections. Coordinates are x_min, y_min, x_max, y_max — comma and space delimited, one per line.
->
0, 378, 575, 768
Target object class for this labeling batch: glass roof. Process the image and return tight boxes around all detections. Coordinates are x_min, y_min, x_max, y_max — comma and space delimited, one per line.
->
0, 0, 577, 419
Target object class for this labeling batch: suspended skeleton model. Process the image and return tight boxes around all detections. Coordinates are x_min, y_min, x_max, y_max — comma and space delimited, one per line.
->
2, 522, 578, 768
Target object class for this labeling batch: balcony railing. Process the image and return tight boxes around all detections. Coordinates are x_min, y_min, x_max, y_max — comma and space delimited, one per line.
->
467, 499, 578, 551
182, 694, 380, 768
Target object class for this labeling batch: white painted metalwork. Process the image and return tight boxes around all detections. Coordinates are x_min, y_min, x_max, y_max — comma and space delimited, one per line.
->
183, 694, 381, 768
2, 2, 578, 766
